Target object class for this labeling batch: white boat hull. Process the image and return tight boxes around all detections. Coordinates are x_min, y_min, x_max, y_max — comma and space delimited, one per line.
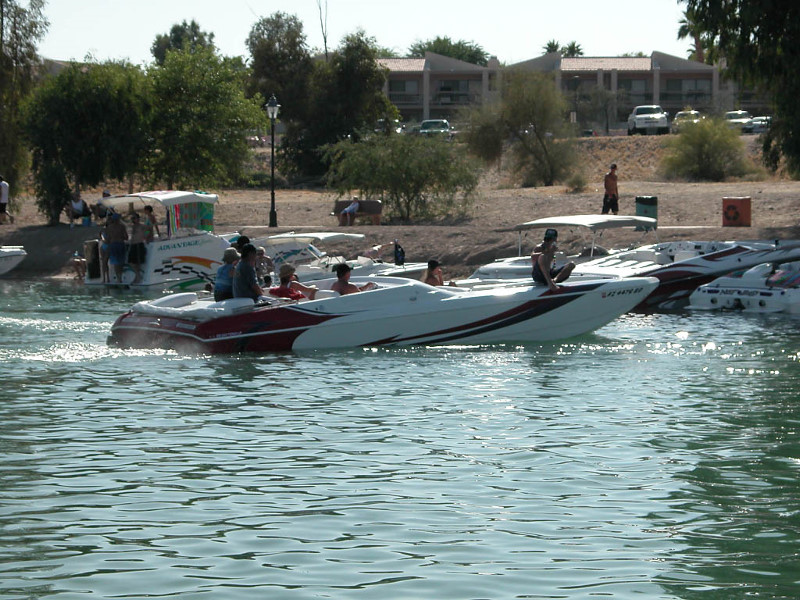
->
467, 240, 800, 311
689, 262, 800, 314
109, 275, 659, 353
0, 246, 26, 276
84, 232, 232, 291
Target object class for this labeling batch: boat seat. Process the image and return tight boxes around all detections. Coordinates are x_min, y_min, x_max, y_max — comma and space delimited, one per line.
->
149, 292, 198, 308
632, 250, 657, 262
314, 289, 340, 299
674, 250, 700, 262
206, 297, 256, 312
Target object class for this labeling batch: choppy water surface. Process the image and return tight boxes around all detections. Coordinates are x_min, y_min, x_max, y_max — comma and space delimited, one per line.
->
1, 280, 799, 599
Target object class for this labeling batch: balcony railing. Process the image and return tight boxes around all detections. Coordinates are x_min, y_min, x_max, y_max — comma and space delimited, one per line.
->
433, 91, 478, 105
388, 92, 422, 105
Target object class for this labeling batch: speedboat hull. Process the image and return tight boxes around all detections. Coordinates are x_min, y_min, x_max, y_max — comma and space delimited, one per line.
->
468, 240, 800, 311
0, 246, 26, 276
689, 261, 800, 314
575, 241, 800, 310
109, 276, 659, 353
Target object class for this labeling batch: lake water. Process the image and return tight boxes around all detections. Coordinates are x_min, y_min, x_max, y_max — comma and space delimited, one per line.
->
1, 280, 799, 599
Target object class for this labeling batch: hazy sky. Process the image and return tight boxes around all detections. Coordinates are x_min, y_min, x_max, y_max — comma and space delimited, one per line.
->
40, 0, 691, 66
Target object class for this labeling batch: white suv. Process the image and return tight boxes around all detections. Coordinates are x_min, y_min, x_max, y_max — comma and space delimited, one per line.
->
627, 105, 669, 135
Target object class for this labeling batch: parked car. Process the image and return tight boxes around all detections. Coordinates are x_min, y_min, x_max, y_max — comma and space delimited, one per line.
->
627, 105, 669, 135
671, 110, 703, 133
419, 119, 455, 139
375, 119, 404, 135
724, 110, 753, 133
749, 115, 772, 134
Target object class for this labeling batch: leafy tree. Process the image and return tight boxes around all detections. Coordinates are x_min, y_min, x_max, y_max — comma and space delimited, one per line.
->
151, 19, 215, 66
246, 12, 312, 122
684, 0, 800, 173
282, 30, 395, 178
560, 41, 583, 58
0, 0, 47, 198
661, 117, 749, 181
324, 134, 478, 222
542, 39, 561, 54
148, 47, 265, 189
408, 36, 489, 66
464, 70, 575, 187
23, 61, 150, 224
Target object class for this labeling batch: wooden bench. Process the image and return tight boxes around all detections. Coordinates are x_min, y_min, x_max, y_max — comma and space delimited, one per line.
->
331, 199, 382, 225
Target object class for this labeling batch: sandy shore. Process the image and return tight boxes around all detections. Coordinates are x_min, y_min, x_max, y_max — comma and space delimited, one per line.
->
3, 137, 799, 280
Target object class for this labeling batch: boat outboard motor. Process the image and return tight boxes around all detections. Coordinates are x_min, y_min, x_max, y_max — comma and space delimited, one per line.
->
394, 241, 405, 266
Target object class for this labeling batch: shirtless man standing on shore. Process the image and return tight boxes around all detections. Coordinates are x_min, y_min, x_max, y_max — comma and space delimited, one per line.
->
602, 163, 619, 215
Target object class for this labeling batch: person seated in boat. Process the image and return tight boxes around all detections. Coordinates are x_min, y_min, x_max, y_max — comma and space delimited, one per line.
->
421, 259, 445, 286
331, 262, 376, 295
531, 228, 575, 292
269, 263, 319, 301
214, 247, 239, 301
232, 243, 264, 301
232, 234, 250, 253
255, 246, 274, 286
339, 196, 360, 226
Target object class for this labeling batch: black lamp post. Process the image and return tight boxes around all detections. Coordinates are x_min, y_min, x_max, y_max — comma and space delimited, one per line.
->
267, 94, 280, 227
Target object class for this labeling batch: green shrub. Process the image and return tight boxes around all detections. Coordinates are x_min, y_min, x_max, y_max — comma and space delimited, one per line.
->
565, 171, 587, 193
661, 118, 749, 181
324, 134, 479, 222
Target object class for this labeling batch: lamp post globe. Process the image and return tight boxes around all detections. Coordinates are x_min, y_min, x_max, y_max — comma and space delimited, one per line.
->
267, 95, 280, 227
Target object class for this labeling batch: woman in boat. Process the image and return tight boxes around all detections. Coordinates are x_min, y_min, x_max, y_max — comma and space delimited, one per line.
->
214, 247, 239, 302
143, 205, 160, 242
421, 259, 445, 286
269, 263, 318, 300
531, 228, 575, 292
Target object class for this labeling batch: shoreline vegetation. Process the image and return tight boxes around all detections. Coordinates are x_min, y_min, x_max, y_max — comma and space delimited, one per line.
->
2, 136, 800, 281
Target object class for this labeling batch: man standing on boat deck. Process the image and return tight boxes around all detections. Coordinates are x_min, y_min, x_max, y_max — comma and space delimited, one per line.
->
601, 163, 619, 215
233, 243, 264, 300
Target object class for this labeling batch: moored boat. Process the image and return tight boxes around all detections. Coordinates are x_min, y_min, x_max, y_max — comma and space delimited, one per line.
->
467, 231, 800, 311
108, 275, 659, 353
251, 232, 427, 282
689, 261, 800, 313
466, 214, 658, 281
84, 191, 232, 291
570, 239, 800, 310
0, 246, 26, 276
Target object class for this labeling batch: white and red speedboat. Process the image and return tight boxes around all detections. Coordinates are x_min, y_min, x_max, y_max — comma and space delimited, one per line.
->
108, 275, 658, 353
570, 240, 800, 310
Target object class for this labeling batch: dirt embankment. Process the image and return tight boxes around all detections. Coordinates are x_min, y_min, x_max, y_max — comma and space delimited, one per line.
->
2, 135, 798, 280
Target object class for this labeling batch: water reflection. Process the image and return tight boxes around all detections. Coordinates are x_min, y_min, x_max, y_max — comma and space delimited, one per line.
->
1, 281, 799, 598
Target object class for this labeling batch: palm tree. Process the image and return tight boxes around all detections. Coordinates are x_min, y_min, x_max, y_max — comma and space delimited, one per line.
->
542, 39, 561, 54
677, 8, 705, 63
561, 41, 583, 58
